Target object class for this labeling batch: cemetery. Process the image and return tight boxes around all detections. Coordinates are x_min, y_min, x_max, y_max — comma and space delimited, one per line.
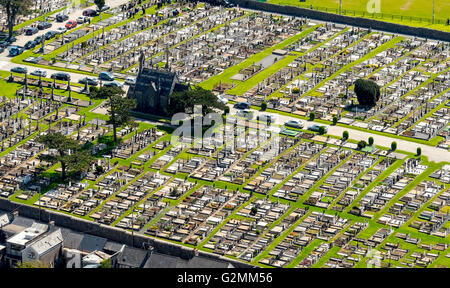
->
0, 1, 448, 268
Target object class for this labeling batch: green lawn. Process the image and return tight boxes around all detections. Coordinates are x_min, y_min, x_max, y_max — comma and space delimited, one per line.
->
268, 0, 450, 32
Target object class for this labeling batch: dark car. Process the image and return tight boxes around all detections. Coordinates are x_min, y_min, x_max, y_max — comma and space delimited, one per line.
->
233, 102, 251, 110
25, 27, 39, 36
56, 14, 69, 22
10, 66, 28, 74
37, 21, 52, 30
45, 31, 56, 40
99, 71, 115, 81
8, 46, 24, 57
0, 41, 9, 48
82, 9, 98, 17
5, 36, 16, 43
51, 72, 70, 81
24, 40, 37, 49
96, 5, 110, 13
34, 35, 43, 44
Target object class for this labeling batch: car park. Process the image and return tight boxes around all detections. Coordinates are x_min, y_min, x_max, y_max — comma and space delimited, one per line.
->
56, 14, 69, 22
10, 66, 27, 74
25, 27, 39, 36
65, 20, 77, 29
284, 120, 304, 129
99, 72, 115, 81
51, 72, 70, 81
79, 77, 99, 86
30, 70, 47, 77
233, 102, 251, 109
37, 21, 52, 30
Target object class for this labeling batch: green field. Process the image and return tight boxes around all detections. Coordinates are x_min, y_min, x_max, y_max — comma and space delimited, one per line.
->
268, 0, 450, 32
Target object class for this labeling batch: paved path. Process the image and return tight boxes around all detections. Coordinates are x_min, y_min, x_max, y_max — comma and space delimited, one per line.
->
229, 106, 450, 164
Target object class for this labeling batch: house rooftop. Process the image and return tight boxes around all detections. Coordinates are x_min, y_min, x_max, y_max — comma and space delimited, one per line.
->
7, 223, 48, 246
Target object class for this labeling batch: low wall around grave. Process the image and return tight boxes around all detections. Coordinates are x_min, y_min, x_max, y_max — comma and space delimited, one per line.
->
0, 198, 253, 268
230, 0, 450, 42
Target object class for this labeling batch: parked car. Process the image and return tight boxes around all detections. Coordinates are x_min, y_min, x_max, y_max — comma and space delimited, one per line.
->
96, 5, 110, 13
77, 16, 88, 24
103, 81, 123, 88
233, 102, 251, 110
37, 21, 52, 30
236, 109, 254, 120
51, 72, 70, 81
257, 114, 277, 124
30, 70, 47, 77
217, 94, 228, 104
4, 36, 16, 43
56, 14, 69, 22
8, 46, 24, 56
0, 41, 10, 48
24, 40, 37, 50
55, 27, 67, 34
284, 120, 304, 129
82, 9, 98, 17
308, 124, 327, 133
44, 31, 57, 40
99, 71, 115, 81
25, 27, 39, 36
34, 35, 44, 44
10, 66, 28, 74
65, 20, 77, 29
79, 77, 99, 86
125, 76, 136, 85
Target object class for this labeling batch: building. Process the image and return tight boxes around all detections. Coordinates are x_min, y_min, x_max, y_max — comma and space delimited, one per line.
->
21, 229, 63, 267
127, 50, 189, 115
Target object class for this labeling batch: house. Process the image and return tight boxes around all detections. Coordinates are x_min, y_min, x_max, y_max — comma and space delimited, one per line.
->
21, 229, 64, 267
4, 222, 48, 266
116, 246, 150, 268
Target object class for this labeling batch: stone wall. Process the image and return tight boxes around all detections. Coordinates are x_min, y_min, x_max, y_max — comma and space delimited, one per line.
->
230, 0, 450, 42
0, 198, 253, 268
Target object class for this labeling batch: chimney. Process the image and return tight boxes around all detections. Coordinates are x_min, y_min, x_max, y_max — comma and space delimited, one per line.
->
13, 210, 19, 218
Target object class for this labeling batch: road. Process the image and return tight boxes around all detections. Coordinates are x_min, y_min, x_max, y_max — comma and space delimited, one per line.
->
228, 106, 450, 164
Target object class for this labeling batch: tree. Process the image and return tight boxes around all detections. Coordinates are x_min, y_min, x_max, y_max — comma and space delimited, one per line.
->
36, 132, 92, 181
333, 116, 338, 125
416, 147, 422, 157
357, 140, 367, 150
99, 259, 112, 268
368, 137, 374, 146
391, 141, 397, 151
0, 0, 33, 38
342, 131, 349, 141
318, 126, 326, 135
166, 86, 226, 116
94, 0, 105, 13
309, 112, 315, 121
106, 87, 137, 142
354, 79, 380, 107
260, 102, 267, 111
250, 207, 258, 215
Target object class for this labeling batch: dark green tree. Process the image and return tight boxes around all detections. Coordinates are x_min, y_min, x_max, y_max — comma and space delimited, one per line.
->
309, 112, 315, 121
342, 130, 349, 141
354, 79, 380, 107
261, 102, 267, 111
166, 86, 226, 116
416, 147, 422, 156
333, 116, 338, 125
368, 137, 374, 146
318, 126, 326, 135
94, 0, 105, 11
36, 132, 92, 180
0, 0, 33, 38
391, 141, 397, 151
106, 87, 137, 142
